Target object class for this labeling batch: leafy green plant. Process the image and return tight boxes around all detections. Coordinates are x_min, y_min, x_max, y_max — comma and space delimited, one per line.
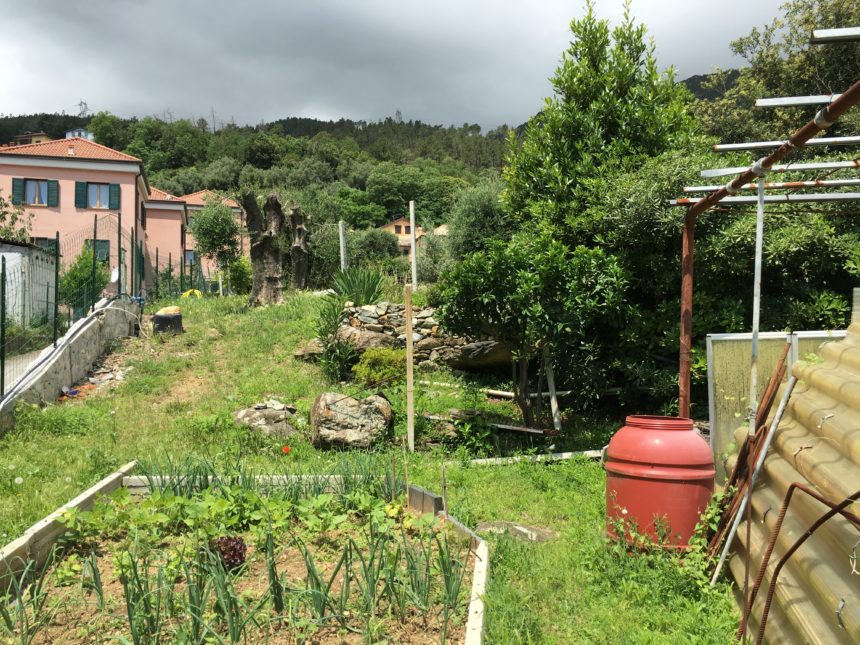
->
351, 347, 405, 387
331, 268, 384, 306
53, 553, 83, 587
0, 551, 56, 645
59, 248, 110, 317
117, 550, 166, 645
315, 295, 358, 381
296, 493, 348, 536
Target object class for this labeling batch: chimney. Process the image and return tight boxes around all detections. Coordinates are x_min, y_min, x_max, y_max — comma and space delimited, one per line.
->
67, 144, 75, 156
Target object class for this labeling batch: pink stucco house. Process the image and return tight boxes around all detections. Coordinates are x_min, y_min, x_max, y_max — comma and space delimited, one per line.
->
143, 187, 187, 285
0, 138, 148, 294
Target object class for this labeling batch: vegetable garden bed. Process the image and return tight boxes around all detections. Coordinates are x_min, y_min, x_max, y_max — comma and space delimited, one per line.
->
1, 462, 483, 644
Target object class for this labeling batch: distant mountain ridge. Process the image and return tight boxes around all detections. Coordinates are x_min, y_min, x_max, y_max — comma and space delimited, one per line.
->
682, 69, 740, 100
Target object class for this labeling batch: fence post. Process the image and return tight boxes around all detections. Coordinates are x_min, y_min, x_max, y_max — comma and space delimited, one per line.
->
1, 257, 6, 397
339, 220, 347, 271
130, 225, 135, 298
117, 212, 122, 298
91, 214, 98, 313
155, 248, 159, 300
180, 255, 185, 293
53, 232, 59, 347
405, 283, 415, 452
409, 200, 417, 290
168, 252, 173, 296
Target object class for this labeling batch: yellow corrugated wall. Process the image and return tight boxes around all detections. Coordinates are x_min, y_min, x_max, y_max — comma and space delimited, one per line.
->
729, 320, 860, 643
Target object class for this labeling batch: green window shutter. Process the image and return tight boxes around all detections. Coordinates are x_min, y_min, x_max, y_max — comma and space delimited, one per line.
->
95, 240, 110, 263
74, 182, 88, 208
46, 180, 59, 207
108, 184, 120, 210
11, 178, 24, 205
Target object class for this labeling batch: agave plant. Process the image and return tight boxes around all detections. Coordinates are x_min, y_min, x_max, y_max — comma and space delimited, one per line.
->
331, 268, 384, 306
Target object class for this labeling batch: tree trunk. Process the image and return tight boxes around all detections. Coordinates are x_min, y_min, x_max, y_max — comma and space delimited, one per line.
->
289, 205, 309, 290
512, 353, 533, 427
240, 191, 285, 307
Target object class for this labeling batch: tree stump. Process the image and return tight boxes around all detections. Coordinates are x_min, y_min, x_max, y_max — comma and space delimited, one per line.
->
289, 205, 309, 290
240, 191, 285, 306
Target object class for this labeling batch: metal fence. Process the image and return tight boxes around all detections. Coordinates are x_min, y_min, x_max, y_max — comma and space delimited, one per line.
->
150, 249, 232, 299
0, 242, 59, 396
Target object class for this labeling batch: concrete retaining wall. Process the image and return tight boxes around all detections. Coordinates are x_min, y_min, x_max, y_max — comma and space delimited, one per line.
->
0, 297, 141, 434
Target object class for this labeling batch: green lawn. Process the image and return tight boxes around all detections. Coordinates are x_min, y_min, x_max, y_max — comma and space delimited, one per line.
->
0, 294, 737, 642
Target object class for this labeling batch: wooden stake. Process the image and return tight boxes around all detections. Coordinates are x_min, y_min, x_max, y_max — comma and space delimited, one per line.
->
402, 437, 409, 497
441, 463, 449, 519
409, 200, 417, 290
542, 345, 562, 433
338, 219, 347, 271
405, 283, 415, 452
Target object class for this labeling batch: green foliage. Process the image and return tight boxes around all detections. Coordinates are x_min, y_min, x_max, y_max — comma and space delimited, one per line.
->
226, 256, 252, 295
331, 268, 384, 306
349, 228, 399, 266
0, 189, 33, 243
416, 232, 454, 284
447, 175, 511, 257
352, 348, 405, 387
189, 196, 241, 268
59, 248, 110, 315
694, 0, 860, 141
504, 1, 694, 234
439, 232, 626, 419
314, 295, 358, 382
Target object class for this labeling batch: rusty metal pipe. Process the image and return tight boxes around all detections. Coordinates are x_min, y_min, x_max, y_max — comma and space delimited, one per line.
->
753, 489, 860, 644
738, 482, 860, 641
677, 77, 860, 414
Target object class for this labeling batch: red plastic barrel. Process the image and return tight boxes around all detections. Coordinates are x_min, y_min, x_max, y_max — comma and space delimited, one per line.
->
604, 415, 715, 548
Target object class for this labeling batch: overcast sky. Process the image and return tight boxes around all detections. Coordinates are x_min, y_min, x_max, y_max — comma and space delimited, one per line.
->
0, 0, 785, 130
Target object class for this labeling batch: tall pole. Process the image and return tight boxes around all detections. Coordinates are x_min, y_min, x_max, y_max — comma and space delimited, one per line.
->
409, 200, 417, 290
338, 220, 347, 271
52, 231, 59, 347
1, 257, 6, 397
117, 212, 122, 297
130, 225, 135, 297
405, 283, 415, 452
91, 213, 98, 313
180, 254, 185, 293
678, 209, 696, 419
748, 178, 766, 435
155, 247, 159, 300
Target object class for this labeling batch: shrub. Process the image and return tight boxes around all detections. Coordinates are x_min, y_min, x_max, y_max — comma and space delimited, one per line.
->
352, 348, 406, 387
59, 248, 110, 317
350, 228, 399, 267
315, 296, 358, 382
331, 268, 384, 306
226, 256, 252, 295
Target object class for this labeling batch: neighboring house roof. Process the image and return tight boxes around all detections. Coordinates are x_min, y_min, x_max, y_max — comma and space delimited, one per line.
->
149, 187, 182, 202
180, 189, 240, 209
0, 137, 141, 163
433, 224, 449, 236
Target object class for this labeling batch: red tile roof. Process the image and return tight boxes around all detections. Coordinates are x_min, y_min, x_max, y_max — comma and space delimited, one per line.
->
181, 189, 240, 208
0, 137, 141, 162
148, 187, 182, 201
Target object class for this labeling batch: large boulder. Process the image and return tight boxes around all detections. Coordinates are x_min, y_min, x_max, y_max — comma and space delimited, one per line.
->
437, 340, 511, 370
233, 400, 297, 439
337, 325, 399, 351
310, 392, 392, 448
294, 338, 324, 361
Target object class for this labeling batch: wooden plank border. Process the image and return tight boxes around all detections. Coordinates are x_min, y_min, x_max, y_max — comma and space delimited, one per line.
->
0, 460, 137, 591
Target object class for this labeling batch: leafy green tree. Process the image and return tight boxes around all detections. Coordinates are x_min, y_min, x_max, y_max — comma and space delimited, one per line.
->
334, 186, 387, 228
416, 232, 453, 283
203, 157, 242, 190
447, 175, 512, 257
350, 228, 399, 266
504, 1, 693, 236
189, 197, 241, 270
439, 232, 626, 423
88, 111, 132, 150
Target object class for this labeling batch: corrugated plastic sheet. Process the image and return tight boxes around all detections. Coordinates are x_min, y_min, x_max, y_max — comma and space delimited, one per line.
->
729, 319, 860, 643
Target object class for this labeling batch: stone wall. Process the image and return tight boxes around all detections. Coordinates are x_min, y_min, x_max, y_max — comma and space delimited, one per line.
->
339, 302, 509, 370
0, 298, 141, 434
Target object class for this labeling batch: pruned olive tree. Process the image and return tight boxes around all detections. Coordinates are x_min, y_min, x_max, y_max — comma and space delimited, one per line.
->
239, 191, 286, 306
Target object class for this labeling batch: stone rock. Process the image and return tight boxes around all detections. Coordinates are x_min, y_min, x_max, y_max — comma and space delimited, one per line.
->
310, 392, 392, 448
416, 337, 444, 351
475, 521, 558, 542
338, 325, 399, 350
234, 404, 296, 439
443, 340, 511, 369
415, 308, 435, 319
294, 338, 324, 360
364, 323, 384, 333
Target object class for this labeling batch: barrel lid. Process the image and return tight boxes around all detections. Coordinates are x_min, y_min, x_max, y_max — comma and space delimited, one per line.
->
606, 415, 713, 468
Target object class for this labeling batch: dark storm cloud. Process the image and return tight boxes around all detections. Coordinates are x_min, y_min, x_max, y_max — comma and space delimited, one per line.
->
1, 0, 784, 129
